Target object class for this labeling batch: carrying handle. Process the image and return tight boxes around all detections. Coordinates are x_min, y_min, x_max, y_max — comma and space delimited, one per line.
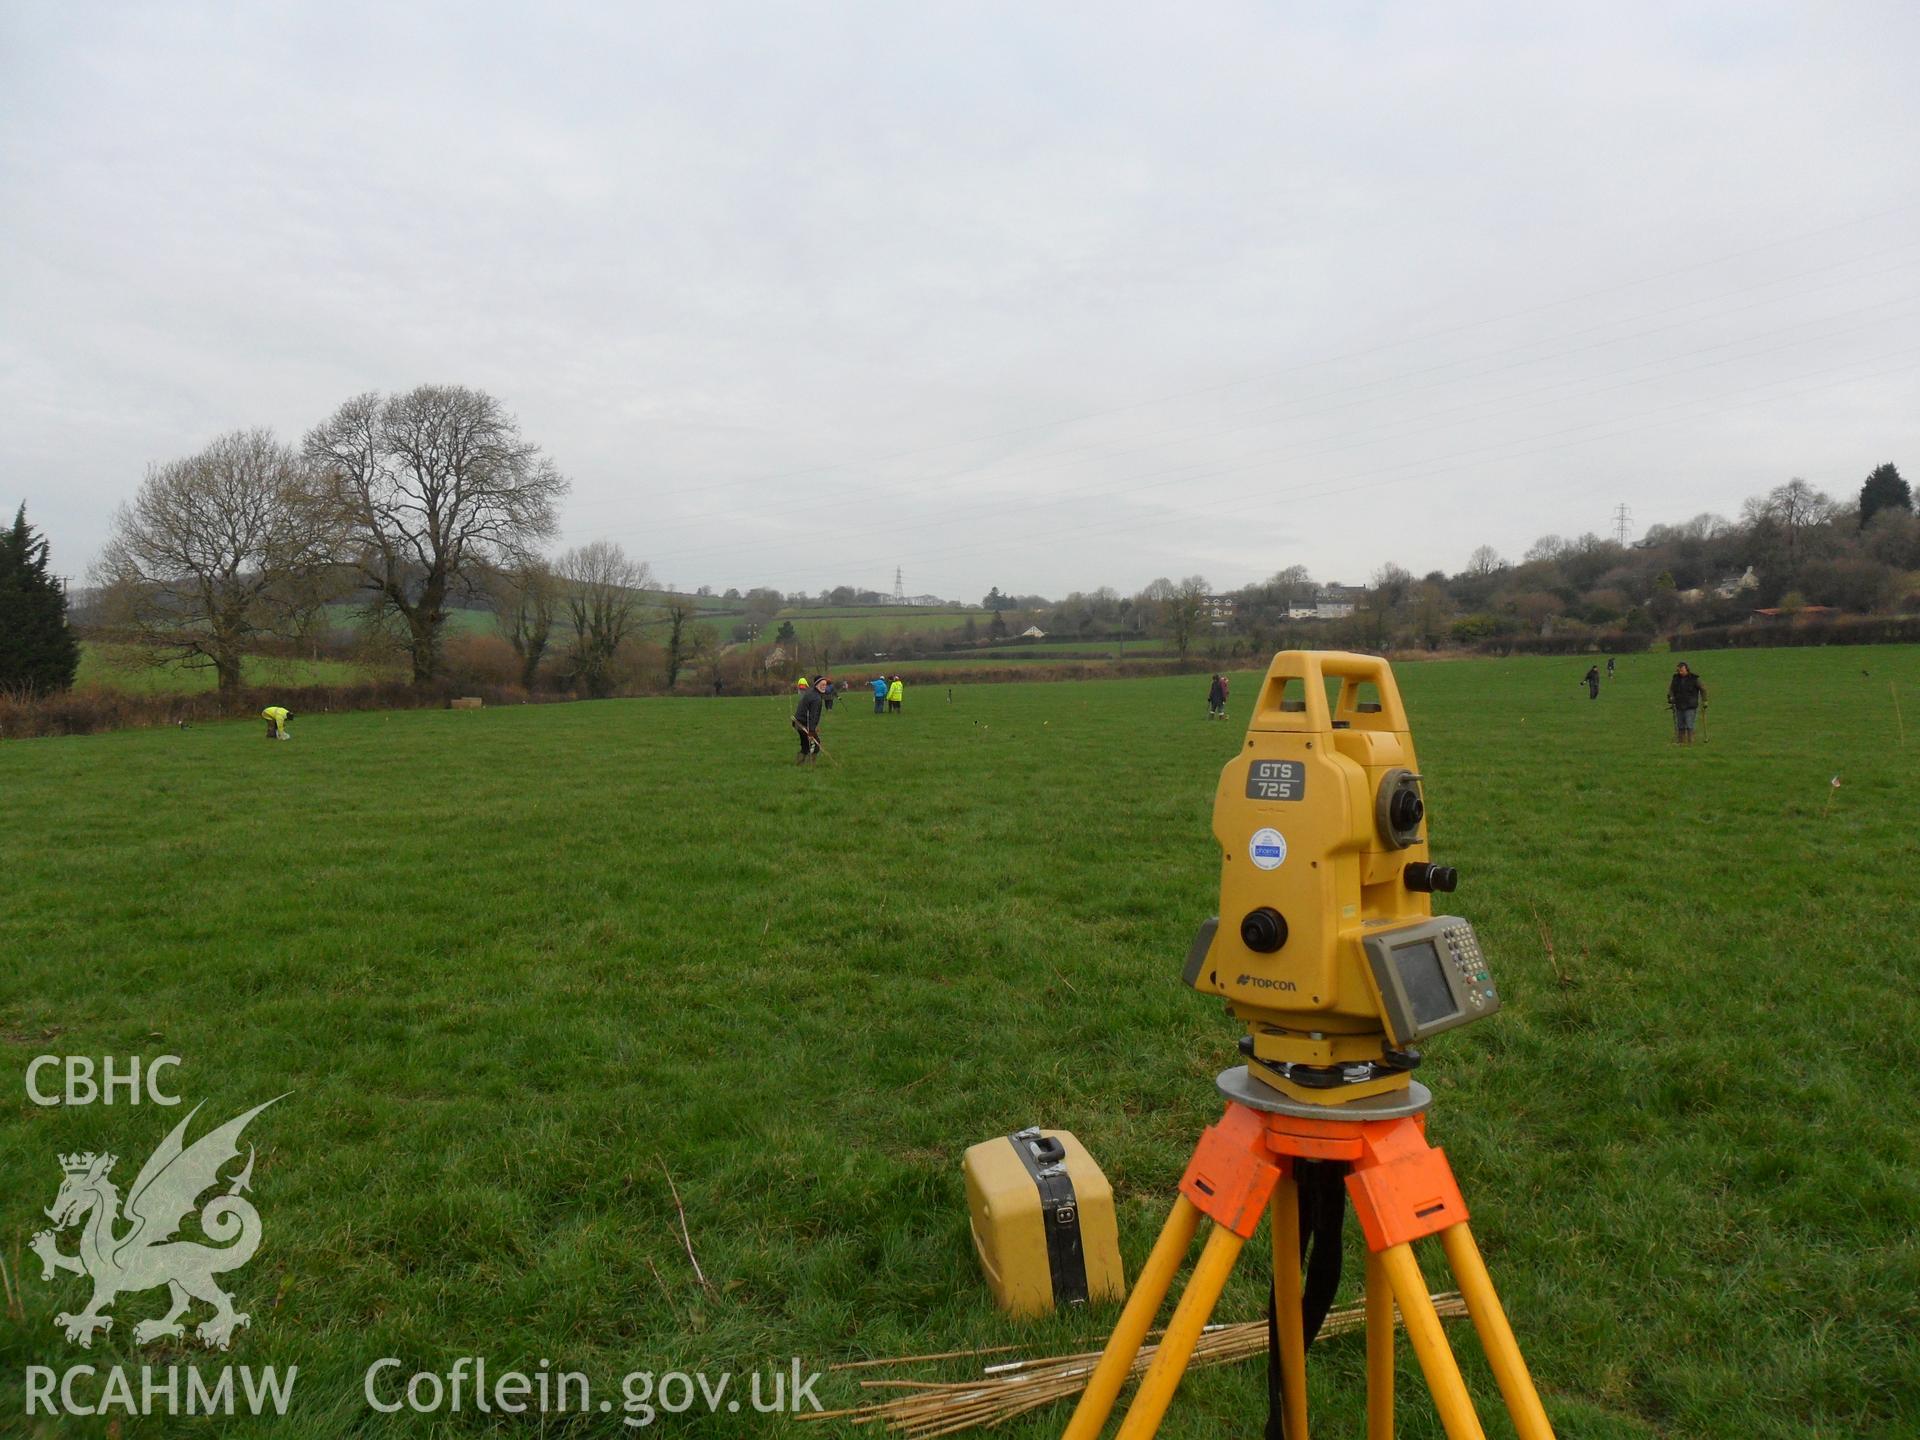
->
1250, 650, 1409, 735
1021, 1134, 1067, 1166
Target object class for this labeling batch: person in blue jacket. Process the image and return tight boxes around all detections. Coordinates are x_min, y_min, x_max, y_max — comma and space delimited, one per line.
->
870, 675, 889, 714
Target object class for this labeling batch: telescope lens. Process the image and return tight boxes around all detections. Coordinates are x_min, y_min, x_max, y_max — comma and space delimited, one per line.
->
1375, 769, 1427, 849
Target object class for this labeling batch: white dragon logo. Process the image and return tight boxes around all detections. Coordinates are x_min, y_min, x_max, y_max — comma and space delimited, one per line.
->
31, 1096, 284, 1350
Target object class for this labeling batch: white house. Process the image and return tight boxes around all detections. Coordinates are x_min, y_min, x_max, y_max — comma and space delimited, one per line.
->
1713, 566, 1760, 601
1314, 589, 1360, 619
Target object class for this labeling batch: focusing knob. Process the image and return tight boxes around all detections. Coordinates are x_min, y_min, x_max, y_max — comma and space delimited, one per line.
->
1404, 862, 1460, 894
1240, 907, 1288, 953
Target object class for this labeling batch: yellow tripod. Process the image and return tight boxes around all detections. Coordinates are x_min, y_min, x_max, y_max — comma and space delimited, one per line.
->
1062, 1074, 1555, 1440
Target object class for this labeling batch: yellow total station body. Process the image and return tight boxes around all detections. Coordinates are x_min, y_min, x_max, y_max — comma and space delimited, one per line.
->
1184, 650, 1496, 1105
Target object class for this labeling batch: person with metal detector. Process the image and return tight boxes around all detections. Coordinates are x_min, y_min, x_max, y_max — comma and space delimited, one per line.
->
1667, 661, 1706, 745
1581, 664, 1601, 700
1062, 651, 1553, 1440
792, 676, 828, 764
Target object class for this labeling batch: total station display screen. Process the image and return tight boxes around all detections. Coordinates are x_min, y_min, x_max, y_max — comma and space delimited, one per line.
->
1394, 939, 1457, 1026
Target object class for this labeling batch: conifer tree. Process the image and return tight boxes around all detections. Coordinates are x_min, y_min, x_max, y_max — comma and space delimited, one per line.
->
1859, 462, 1911, 529
0, 503, 81, 695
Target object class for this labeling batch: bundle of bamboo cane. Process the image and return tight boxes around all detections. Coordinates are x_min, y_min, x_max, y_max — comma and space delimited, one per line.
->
804, 1292, 1466, 1437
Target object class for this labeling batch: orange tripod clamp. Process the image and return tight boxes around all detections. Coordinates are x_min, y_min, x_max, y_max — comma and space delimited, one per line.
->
1179, 1099, 1467, 1250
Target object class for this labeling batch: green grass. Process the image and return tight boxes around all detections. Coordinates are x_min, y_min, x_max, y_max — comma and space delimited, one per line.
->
4, 648, 1917, 1436
306, 599, 990, 649
821, 638, 1169, 676
742, 609, 993, 649
76, 643, 399, 694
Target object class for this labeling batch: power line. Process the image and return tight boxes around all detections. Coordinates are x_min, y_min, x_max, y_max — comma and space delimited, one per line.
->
585, 251, 1920, 567
636, 290, 1920, 578
559, 200, 1920, 523
727, 344, 1920, 593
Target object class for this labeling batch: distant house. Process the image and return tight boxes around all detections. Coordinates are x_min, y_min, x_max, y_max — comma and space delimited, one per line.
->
1280, 591, 1359, 620
1313, 587, 1364, 620
1714, 566, 1760, 601
1019, 625, 1047, 639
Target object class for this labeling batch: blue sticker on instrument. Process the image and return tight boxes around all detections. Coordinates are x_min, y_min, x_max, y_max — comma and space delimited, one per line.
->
1249, 828, 1288, 870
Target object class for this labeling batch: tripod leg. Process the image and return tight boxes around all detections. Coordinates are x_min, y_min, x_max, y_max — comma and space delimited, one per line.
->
1377, 1243, 1487, 1440
1365, 1248, 1393, 1440
1062, 1194, 1202, 1440
1439, 1224, 1555, 1440
1113, 1224, 1246, 1440
1270, 1171, 1310, 1440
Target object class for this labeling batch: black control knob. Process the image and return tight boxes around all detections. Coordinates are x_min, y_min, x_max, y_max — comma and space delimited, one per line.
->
1240, 907, 1288, 953
1404, 862, 1459, 894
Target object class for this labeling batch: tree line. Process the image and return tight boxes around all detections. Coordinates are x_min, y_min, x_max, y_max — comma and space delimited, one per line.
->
1020, 467, 1914, 658
6, 419, 1910, 704
80, 384, 703, 700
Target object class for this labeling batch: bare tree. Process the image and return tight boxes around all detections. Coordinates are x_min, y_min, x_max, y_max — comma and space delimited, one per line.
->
1371, 563, 1415, 607
557, 541, 651, 697
662, 593, 699, 689
1742, 477, 1838, 578
1162, 574, 1212, 662
1466, 545, 1506, 578
1863, 507, 1920, 569
484, 553, 557, 690
305, 385, 568, 684
1523, 534, 1568, 564
690, 621, 722, 689
93, 430, 334, 696
1268, 564, 1315, 611
1412, 580, 1452, 650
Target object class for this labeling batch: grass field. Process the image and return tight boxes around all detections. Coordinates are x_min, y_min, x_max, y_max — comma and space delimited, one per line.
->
301, 600, 990, 652
4, 648, 1917, 1437
751, 608, 995, 645
76, 643, 400, 694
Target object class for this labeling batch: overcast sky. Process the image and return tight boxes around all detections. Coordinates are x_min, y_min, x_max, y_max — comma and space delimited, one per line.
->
4, 2, 1917, 602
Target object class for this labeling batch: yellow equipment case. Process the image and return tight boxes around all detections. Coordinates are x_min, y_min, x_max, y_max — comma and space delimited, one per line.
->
963, 1127, 1125, 1316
